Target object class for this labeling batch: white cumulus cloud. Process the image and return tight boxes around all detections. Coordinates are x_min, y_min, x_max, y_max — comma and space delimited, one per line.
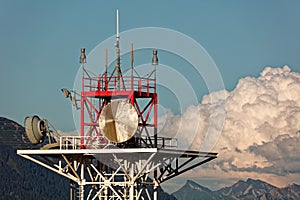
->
159, 65, 300, 189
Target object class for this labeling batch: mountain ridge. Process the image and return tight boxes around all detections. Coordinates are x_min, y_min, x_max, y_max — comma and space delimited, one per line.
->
173, 178, 300, 200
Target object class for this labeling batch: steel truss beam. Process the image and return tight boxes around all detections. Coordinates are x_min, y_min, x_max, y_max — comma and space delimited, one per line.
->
17, 148, 217, 200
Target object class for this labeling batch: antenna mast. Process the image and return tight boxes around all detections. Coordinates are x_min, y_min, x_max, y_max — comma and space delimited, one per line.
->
116, 9, 122, 89
116, 9, 120, 66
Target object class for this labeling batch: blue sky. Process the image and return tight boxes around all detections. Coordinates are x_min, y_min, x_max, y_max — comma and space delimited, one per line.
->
1, 0, 300, 131
2, 0, 300, 193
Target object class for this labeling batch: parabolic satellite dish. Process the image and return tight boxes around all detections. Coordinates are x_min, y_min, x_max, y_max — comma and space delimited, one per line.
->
99, 100, 138, 143
24, 115, 49, 144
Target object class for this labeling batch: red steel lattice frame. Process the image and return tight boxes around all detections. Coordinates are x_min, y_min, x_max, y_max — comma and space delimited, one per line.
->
80, 69, 158, 149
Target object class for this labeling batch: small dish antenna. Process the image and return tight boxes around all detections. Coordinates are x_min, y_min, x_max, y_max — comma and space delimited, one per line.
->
24, 115, 59, 145
24, 116, 50, 144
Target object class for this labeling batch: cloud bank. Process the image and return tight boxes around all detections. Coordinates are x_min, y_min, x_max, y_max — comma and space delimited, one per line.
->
160, 65, 300, 189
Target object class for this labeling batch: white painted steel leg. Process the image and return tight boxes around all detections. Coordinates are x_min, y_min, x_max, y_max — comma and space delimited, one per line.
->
78, 184, 84, 200
153, 168, 158, 200
70, 182, 73, 200
104, 186, 108, 200
79, 163, 85, 200
129, 163, 134, 200
153, 185, 157, 200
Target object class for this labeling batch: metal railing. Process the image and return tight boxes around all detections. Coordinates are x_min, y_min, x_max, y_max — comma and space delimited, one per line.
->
157, 137, 178, 149
83, 75, 156, 94
59, 135, 177, 150
59, 136, 110, 150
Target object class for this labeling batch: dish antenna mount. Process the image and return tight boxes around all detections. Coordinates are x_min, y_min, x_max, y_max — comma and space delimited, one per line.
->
24, 115, 59, 145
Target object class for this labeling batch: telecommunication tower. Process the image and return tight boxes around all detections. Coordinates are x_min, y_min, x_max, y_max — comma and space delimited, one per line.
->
17, 10, 217, 200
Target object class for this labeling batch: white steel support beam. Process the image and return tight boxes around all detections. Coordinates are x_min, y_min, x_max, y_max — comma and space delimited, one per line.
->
18, 154, 78, 182
17, 148, 217, 200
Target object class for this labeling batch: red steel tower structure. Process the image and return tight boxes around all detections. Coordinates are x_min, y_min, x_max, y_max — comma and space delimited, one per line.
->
79, 46, 160, 150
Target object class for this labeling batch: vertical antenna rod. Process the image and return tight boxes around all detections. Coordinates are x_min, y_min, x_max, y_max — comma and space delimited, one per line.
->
116, 9, 120, 67
130, 43, 134, 76
116, 9, 119, 41
105, 48, 108, 74
116, 9, 121, 90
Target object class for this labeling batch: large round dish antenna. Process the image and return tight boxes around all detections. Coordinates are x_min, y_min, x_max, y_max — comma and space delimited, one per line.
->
24, 115, 49, 144
99, 100, 138, 143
